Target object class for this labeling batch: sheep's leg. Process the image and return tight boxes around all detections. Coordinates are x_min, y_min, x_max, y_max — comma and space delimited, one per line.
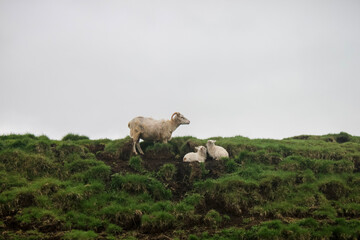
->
136, 142, 144, 155
132, 140, 138, 155
131, 132, 141, 155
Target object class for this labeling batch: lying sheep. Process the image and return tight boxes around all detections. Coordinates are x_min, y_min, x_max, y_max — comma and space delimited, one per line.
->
128, 112, 190, 155
206, 140, 229, 160
183, 146, 207, 163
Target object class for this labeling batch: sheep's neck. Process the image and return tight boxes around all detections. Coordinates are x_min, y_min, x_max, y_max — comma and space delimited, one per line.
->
169, 120, 180, 133
207, 145, 215, 151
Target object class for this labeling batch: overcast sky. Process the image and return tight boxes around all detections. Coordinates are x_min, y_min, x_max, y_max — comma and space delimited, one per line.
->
1, 0, 359, 140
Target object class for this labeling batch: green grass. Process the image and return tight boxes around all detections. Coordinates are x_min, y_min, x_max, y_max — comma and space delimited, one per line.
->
158, 163, 176, 181
62, 133, 90, 141
1, 133, 360, 239
129, 155, 144, 172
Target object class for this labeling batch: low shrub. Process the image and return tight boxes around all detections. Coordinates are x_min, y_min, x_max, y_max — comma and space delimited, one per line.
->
319, 180, 350, 200
52, 182, 102, 210
111, 174, 172, 200
63, 230, 97, 240
65, 211, 103, 231
15, 207, 65, 232
335, 132, 352, 143
158, 163, 176, 181
0, 149, 63, 180
313, 204, 337, 219
129, 156, 143, 172
65, 158, 103, 174
204, 209, 223, 227
141, 211, 176, 233
72, 165, 111, 183
104, 137, 132, 160
224, 158, 237, 173
62, 133, 90, 141
100, 204, 141, 228
106, 223, 123, 235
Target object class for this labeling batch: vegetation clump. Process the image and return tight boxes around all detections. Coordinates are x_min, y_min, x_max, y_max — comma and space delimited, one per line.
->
158, 163, 176, 181
128, 156, 144, 172
62, 133, 90, 141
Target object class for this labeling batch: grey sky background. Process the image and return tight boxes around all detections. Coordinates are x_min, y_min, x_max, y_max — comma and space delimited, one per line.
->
1, 0, 359, 140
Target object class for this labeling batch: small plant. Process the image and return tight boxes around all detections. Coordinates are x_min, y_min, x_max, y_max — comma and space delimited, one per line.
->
129, 156, 143, 172
62, 133, 90, 141
106, 223, 123, 235
313, 204, 337, 220
200, 163, 209, 177
319, 180, 349, 200
141, 211, 176, 232
224, 158, 237, 173
183, 193, 203, 206
111, 173, 172, 200
100, 204, 141, 228
303, 169, 316, 183
335, 132, 351, 143
188, 235, 199, 240
158, 163, 176, 181
235, 150, 253, 164
72, 165, 111, 183
204, 209, 223, 227
145, 142, 174, 153
65, 211, 103, 231
63, 230, 97, 240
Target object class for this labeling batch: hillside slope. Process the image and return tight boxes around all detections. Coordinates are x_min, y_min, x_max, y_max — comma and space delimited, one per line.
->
1, 132, 360, 239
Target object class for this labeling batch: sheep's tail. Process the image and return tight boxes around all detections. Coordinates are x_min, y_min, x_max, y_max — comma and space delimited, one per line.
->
128, 121, 132, 137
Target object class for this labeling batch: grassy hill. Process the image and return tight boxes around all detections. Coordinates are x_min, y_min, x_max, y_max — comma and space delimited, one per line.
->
1, 132, 360, 239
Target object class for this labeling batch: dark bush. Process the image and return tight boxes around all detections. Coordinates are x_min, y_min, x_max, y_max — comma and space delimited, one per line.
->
158, 163, 176, 181
62, 133, 90, 141
141, 211, 175, 233
335, 132, 351, 143
111, 174, 172, 200
129, 156, 143, 172
224, 158, 237, 173
319, 180, 349, 200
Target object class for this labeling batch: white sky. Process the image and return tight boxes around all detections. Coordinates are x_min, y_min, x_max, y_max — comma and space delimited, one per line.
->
1, 0, 359, 140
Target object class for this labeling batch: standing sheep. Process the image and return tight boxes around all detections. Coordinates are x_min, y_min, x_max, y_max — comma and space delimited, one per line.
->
128, 112, 190, 155
183, 146, 207, 163
206, 140, 229, 160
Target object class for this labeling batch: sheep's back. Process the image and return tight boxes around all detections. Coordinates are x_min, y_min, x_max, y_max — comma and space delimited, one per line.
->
209, 146, 229, 159
129, 117, 167, 141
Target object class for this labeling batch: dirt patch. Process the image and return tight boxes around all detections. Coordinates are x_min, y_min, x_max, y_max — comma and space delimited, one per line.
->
95, 144, 227, 200
86, 143, 105, 154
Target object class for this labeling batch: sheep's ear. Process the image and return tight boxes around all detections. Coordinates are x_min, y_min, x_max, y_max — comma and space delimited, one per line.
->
195, 146, 199, 150
213, 140, 216, 143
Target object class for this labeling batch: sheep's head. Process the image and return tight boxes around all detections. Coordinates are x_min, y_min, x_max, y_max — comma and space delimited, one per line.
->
206, 140, 216, 147
171, 112, 190, 125
197, 146, 207, 156
195, 146, 206, 152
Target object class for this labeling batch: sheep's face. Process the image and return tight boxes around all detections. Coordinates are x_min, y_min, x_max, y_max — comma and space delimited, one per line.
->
195, 146, 206, 152
206, 140, 216, 147
174, 113, 190, 125
198, 146, 207, 155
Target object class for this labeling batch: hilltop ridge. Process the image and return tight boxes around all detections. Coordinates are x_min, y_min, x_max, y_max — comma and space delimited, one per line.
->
1, 132, 360, 239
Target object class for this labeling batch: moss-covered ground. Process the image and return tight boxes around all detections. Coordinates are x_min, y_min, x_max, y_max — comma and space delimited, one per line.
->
1, 132, 360, 239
